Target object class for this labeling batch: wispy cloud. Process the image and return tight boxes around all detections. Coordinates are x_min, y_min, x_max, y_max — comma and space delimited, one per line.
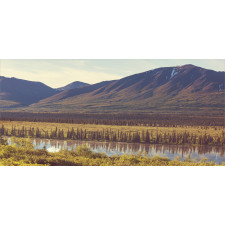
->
1, 59, 124, 87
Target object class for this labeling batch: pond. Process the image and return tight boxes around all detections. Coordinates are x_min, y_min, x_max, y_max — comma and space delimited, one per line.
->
6, 137, 225, 164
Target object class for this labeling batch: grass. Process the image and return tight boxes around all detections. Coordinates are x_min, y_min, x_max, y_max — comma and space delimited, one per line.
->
0, 137, 223, 166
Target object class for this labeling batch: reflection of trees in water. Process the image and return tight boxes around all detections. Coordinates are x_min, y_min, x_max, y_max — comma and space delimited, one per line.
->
32, 138, 225, 158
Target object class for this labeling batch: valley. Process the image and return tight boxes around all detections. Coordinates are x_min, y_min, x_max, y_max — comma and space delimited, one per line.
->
0, 64, 224, 166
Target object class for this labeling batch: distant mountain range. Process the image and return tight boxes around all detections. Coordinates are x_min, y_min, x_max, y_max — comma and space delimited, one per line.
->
56, 81, 89, 91
0, 65, 224, 114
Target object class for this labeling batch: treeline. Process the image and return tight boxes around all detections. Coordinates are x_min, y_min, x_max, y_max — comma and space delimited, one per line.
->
0, 112, 224, 127
1, 125, 225, 146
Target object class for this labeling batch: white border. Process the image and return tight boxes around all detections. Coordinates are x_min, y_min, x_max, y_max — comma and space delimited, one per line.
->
0, 0, 225, 225
0, 0, 225, 59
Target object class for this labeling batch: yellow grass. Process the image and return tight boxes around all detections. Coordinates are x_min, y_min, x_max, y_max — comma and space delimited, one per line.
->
1, 120, 224, 138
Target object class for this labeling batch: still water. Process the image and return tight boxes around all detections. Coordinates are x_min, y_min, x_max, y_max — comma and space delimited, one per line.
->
6, 137, 225, 164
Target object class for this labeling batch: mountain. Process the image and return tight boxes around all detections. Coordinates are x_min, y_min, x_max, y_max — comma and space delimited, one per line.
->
40, 81, 113, 104
0, 76, 59, 107
56, 81, 89, 91
1, 65, 224, 114
29, 64, 225, 114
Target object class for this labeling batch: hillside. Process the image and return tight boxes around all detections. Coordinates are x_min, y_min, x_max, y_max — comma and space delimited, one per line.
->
0, 76, 58, 107
29, 64, 225, 113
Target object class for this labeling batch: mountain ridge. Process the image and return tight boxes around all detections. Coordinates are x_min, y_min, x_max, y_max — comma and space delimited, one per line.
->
0, 76, 59, 107
56, 81, 89, 91
1, 65, 224, 113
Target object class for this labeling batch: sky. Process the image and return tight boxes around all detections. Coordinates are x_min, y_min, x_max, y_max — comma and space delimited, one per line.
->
0, 59, 224, 88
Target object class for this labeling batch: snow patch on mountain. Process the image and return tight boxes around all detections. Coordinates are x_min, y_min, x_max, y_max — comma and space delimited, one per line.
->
170, 68, 179, 80
218, 83, 223, 92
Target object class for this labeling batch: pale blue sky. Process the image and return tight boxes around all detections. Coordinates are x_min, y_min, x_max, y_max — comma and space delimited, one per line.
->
1, 59, 224, 88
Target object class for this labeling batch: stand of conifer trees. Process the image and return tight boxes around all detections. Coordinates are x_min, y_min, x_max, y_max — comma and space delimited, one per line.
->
0, 125, 224, 146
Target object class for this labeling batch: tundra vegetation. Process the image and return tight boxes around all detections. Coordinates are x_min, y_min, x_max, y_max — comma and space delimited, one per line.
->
0, 112, 224, 166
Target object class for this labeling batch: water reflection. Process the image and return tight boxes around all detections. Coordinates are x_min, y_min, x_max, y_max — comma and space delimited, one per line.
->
6, 138, 225, 164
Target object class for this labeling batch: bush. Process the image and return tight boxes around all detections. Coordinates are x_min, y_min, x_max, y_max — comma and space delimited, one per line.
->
75, 145, 93, 157
0, 136, 7, 145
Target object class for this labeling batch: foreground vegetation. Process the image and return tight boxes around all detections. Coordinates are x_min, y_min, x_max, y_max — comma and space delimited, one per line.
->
1, 120, 225, 146
0, 137, 223, 166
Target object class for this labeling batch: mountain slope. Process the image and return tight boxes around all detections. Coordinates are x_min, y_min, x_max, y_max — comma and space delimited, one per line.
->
30, 64, 225, 113
56, 81, 89, 91
39, 81, 113, 104
0, 76, 58, 107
